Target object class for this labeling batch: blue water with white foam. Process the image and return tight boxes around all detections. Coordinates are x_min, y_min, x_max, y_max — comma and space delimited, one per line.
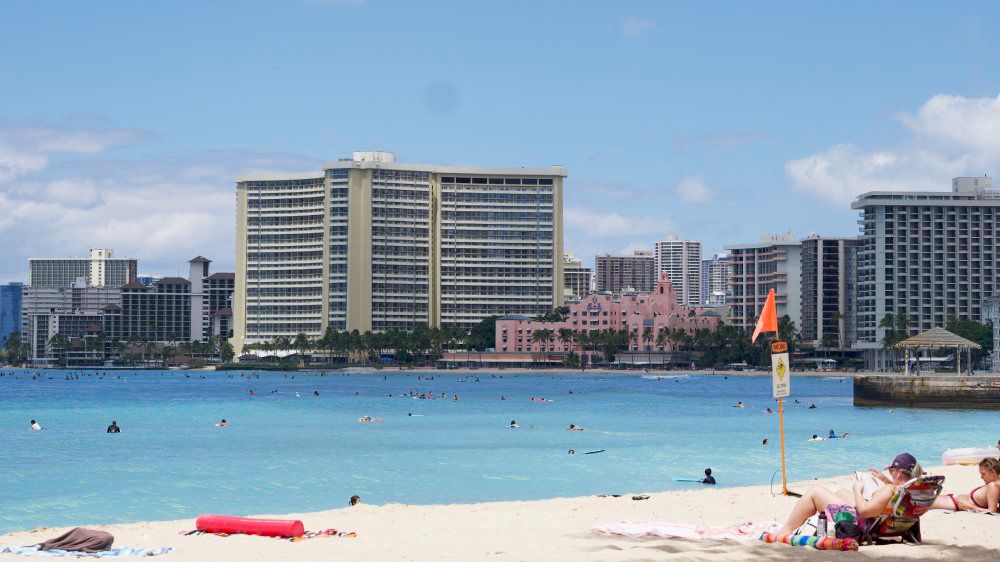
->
1, 369, 996, 534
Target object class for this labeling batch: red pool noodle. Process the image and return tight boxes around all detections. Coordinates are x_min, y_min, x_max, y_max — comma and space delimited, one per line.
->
196, 514, 305, 538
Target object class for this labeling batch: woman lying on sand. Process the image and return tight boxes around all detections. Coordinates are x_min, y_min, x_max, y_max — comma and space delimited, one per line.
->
934, 457, 1000, 513
777, 453, 920, 535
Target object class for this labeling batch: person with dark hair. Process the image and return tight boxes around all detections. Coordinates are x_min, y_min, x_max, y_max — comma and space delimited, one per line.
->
701, 468, 716, 485
349, 495, 361, 506
30, 420, 42, 431
106, 421, 121, 433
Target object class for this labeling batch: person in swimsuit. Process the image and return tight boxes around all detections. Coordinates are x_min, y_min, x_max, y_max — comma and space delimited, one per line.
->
777, 453, 921, 535
934, 457, 1000, 512
106, 420, 121, 433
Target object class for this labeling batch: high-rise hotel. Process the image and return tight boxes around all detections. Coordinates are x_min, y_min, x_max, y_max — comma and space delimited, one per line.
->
234, 151, 565, 351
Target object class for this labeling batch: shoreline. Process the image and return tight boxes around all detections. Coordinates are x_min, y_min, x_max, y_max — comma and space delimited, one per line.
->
2, 464, 995, 560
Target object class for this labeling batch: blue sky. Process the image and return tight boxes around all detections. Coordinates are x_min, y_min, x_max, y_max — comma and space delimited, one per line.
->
2, 0, 1000, 280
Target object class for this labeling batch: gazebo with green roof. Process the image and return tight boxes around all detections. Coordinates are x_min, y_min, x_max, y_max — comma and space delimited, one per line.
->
894, 327, 981, 375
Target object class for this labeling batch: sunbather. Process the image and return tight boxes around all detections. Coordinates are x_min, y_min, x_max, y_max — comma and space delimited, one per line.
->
933, 457, 1000, 513
777, 453, 921, 535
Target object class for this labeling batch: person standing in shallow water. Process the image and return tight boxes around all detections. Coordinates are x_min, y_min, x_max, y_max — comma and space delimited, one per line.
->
106, 421, 121, 433
701, 468, 716, 485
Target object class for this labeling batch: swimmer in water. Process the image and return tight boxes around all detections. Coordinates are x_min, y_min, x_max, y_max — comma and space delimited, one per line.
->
701, 468, 716, 485
734, 401, 744, 408
106, 420, 121, 433
30, 420, 42, 431
762, 438, 769, 446
827, 429, 837, 439
764, 408, 774, 414
314, 390, 319, 396
567, 424, 584, 431
810, 434, 823, 441
216, 419, 229, 427
349, 495, 361, 506
568, 449, 575, 455
510, 420, 520, 429
808, 403, 817, 409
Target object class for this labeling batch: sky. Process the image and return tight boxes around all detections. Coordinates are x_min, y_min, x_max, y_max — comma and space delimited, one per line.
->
2, 0, 1000, 281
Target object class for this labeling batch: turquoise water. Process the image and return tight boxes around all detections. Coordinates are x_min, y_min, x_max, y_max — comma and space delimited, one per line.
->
1, 369, 997, 534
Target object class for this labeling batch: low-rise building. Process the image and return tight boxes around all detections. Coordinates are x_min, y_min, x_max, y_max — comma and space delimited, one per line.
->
495, 273, 720, 358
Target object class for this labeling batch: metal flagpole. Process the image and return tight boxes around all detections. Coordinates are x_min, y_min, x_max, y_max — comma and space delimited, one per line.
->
778, 395, 788, 495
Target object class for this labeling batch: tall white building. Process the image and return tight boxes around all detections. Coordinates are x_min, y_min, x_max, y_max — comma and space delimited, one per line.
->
654, 235, 702, 307
234, 151, 566, 351
562, 253, 592, 303
852, 176, 1000, 368
701, 254, 733, 306
29, 249, 136, 288
725, 233, 802, 330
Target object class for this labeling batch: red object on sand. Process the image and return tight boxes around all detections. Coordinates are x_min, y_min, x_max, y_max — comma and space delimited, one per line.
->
196, 514, 305, 538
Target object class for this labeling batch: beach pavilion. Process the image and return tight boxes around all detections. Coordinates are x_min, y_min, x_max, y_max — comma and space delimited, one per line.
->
895, 327, 981, 375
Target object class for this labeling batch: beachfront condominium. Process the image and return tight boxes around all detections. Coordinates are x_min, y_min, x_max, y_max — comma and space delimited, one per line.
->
851, 176, 1000, 368
22, 254, 233, 365
0, 282, 23, 343
654, 235, 702, 307
29, 249, 136, 288
725, 233, 802, 330
594, 250, 656, 294
234, 151, 565, 351
562, 253, 592, 302
701, 254, 733, 306
799, 236, 859, 350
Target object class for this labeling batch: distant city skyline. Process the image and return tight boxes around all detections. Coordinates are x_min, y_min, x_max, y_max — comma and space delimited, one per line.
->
2, 1, 1000, 281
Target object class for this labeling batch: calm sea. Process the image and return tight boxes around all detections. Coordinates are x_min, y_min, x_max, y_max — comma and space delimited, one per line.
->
0, 369, 995, 533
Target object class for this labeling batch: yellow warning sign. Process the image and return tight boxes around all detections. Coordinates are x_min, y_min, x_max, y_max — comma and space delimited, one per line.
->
771, 352, 790, 398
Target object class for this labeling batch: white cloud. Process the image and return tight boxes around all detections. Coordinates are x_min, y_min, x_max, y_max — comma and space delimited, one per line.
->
787, 93, 1000, 204
621, 17, 655, 38
0, 120, 323, 281
0, 121, 149, 183
673, 175, 715, 203
565, 207, 671, 237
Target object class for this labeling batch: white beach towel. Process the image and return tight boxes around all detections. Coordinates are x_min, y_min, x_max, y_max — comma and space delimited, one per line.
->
593, 521, 775, 542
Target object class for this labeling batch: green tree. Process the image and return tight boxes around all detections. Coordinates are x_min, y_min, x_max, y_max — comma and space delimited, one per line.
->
468, 315, 498, 351
219, 340, 235, 363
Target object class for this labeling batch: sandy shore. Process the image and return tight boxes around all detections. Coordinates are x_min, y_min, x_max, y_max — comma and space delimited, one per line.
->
2, 464, 996, 561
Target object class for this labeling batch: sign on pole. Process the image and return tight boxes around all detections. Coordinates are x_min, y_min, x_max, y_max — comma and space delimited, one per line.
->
771, 342, 790, 399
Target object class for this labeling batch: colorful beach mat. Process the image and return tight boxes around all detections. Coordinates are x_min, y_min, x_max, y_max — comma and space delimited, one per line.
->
760, 532, 858, 551
182, 528, 356, 541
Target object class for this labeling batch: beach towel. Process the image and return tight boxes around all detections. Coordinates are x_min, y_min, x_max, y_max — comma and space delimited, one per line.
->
183, 528, 356, 541
0, 545, 172, 557
592, 521, 774, 542
760, 532, 858, 551
37, 528, 113, 552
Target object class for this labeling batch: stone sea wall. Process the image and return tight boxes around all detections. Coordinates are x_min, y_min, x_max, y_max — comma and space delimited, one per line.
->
854, 375, 1000, 409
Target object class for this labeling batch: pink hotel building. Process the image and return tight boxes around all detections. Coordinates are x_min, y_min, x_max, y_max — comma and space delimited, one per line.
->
495, 273, 721, 354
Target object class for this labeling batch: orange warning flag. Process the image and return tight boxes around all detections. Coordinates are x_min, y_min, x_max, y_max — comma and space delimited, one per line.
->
751, 288, 778, 343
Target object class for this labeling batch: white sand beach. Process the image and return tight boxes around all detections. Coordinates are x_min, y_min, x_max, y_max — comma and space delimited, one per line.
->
2, 464, 996, 561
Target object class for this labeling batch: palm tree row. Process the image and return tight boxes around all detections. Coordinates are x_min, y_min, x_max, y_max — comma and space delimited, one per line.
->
241, 326, 469, 366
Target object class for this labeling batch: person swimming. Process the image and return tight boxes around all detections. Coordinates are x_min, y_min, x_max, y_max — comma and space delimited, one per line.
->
810, 434, 823, 441
349, 495, 361, 506
701, 468, 716, 485
106, 420, 121, 433
509, 420, 520, 429
567, 424, 584, 431
30, 419, 42, 431
734, 401, 744, 408
827, 429, 837, 439
216, 419, 229, 427
568, 449, 575, 455
808, 403, 817, 409
764, 407, 775, 414
762, 438, 769, 446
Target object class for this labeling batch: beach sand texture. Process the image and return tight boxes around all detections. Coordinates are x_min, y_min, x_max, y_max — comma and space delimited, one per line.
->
1, 464, 997, 561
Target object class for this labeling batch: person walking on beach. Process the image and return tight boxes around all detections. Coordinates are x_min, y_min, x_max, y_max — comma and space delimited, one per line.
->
106, 421, 121, 433
30, 419, 42, 431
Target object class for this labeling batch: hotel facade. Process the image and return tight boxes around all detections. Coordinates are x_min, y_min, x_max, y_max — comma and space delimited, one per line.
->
234, 152, 565, 351
852, 176, 1000, 368
725, 234, 802, 330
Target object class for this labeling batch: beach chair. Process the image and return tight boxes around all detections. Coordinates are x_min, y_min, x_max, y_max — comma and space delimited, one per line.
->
862, 475, 944, 545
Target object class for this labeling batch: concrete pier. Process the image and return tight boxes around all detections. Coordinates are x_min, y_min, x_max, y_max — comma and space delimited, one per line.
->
854, 375, 1000, 409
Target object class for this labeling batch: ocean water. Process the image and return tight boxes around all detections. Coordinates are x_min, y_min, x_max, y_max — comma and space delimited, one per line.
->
1, 369, 996, 534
